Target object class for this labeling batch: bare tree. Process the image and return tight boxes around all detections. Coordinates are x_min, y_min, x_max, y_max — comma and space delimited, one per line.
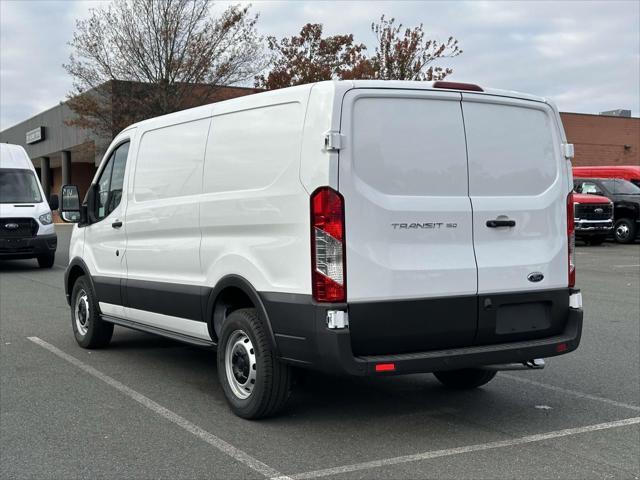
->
64, 0, 265, 136
369, 15, 462, 81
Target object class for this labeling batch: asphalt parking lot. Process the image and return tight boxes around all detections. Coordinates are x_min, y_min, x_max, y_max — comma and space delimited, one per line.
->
1, 225, 639, 479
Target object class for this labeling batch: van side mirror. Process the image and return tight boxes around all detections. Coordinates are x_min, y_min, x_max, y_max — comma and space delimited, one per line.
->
60, 185, 81, 223
48, 194, 59, 211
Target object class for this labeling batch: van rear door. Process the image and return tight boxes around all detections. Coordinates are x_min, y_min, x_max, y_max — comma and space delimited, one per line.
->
338, 89, 478, 355
461, 94, 570, 344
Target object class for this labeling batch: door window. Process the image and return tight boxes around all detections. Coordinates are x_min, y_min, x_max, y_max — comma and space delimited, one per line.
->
107, 143, 129, 214
575, 181, 603, 195
93, 142, 129, 221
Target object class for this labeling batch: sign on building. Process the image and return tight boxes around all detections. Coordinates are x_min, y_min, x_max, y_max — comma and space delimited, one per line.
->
26, 126, 45, 144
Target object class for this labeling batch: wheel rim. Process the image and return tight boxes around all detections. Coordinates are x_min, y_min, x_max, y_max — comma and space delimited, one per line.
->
616, 223, 630, 241
224, 330, 257, 400
74, 289, 90, 336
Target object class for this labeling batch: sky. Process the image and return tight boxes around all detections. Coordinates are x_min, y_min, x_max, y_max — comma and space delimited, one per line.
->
1, 0, 639, 130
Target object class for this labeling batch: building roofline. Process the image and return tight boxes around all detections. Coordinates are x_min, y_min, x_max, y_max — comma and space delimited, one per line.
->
1, 83, 262, 134
1, 101, 67, 132
559, 111, 639, 120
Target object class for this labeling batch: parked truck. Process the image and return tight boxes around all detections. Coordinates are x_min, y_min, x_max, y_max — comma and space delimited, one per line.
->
572, 193, 613, 245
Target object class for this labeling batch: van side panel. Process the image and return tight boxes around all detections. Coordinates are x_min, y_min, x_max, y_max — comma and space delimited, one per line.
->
125, 117, 211, 286
200, 99, 311, 296
298, 82, 345, 193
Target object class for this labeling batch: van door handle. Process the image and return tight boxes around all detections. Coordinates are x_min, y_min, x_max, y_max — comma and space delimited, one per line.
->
486, 219, 516, 228
111, 221, 123, 229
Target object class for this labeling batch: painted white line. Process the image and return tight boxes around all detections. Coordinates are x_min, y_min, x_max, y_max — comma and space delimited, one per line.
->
501, 374, 640, 412
280, 417, 640, 480
27, 336, 289, 480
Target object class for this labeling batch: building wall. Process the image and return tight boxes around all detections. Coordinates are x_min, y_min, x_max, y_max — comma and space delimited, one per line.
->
560, 113, 639, 167
0, 102, 107, 165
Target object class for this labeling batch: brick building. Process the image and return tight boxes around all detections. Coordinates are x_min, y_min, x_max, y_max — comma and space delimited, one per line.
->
560, 112, 639, 167
1, 84, 638, 217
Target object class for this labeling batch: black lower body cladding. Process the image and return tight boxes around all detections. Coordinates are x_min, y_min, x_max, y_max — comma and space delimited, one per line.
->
260, 288, 583, 376
67, 267, 583, 377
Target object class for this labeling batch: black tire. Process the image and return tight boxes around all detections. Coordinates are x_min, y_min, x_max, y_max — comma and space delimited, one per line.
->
614, 218, 636, 244
587, 236, 606, 246
37, 253, 55, 268
217, 308, 291, 419
70, 275, 113, 348
433, 368, 497, 389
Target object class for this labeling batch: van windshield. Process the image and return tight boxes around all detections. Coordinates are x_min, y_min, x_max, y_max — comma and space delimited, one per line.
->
0, 169, 43, 203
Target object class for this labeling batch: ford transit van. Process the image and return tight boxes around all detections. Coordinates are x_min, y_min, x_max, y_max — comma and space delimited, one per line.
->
60, 80, 583, 418
1, 143, 58, 267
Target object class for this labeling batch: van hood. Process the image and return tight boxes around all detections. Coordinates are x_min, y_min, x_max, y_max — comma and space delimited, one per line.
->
573, 193, 612, 205
0, 202, 51, 219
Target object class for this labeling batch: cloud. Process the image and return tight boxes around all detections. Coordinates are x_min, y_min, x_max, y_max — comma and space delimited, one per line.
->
1, 0, 638, 130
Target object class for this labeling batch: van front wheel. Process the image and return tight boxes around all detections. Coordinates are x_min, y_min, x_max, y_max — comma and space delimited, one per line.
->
433, 368, 497, 389
71, 276, 113, 348
218, 308, 291, 419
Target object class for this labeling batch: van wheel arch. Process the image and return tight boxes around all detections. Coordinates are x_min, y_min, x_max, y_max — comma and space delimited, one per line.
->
206, 276, 278, 353
65, 259, 95, 306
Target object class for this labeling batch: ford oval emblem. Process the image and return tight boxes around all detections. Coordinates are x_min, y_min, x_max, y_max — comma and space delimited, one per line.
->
528, 272, 544, 283
4, 223, 19, 230
594, 208, 603, 214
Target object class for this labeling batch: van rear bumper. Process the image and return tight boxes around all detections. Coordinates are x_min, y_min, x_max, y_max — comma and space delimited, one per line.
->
261, 289, 583, 376
313, 307, 582, 376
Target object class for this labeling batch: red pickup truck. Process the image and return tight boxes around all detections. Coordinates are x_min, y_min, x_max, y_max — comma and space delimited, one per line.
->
573, 192, 614, 245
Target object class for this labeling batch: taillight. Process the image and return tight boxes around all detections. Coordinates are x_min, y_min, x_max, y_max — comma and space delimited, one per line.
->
311, 187, 346, 302
567, 192, 576, 287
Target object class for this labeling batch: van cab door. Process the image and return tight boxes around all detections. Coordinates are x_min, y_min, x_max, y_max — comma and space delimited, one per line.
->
461, 94, 569, 344
338, 89, 478, 355
84, 138, 132, 318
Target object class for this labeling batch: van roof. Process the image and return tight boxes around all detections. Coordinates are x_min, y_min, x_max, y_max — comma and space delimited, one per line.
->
347, 80, 548, 103
0, 143, 34, 170
125, 80, 549, 133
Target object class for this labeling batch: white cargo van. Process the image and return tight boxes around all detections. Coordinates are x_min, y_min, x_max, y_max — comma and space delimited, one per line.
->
1, 143, 58, 267
60, 80, 583, 419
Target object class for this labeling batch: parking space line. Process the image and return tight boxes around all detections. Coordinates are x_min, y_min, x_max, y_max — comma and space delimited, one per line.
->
279, 417, 640, 480
501, 374, 640, 412
27, 336, 290, 480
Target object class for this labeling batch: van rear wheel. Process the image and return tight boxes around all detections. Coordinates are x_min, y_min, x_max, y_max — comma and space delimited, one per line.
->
433, 368, 497, 389
218, 308, 291, 419
71, 276, 113, 348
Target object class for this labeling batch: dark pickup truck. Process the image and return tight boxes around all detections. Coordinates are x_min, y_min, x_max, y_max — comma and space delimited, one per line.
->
574, 178, 640, 244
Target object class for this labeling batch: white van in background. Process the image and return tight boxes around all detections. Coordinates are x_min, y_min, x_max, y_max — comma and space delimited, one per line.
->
60, 80, 583, 419
0, 143, 58, 268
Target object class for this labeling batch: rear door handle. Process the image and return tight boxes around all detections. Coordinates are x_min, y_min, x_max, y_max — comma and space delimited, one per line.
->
111, 221, 123, 229
486, 219, 516, 228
